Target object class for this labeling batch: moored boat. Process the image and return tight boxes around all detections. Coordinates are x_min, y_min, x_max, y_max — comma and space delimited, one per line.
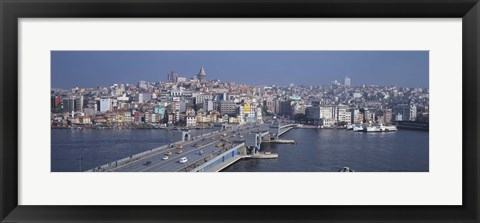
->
353, 124, 364, 132
346, 124, 354, 130
366, 124, 398, 132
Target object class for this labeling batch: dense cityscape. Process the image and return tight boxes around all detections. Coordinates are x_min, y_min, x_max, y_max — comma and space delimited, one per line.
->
51, 66, 429, 129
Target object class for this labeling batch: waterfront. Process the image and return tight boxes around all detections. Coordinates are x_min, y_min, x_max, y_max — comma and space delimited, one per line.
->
51, 128, 219, 172
52, 127, 428, 172
223, 128, 429, 172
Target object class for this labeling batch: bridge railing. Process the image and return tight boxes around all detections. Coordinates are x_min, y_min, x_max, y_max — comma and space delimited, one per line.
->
188, 143, 245, 172
85, 129, 223, 172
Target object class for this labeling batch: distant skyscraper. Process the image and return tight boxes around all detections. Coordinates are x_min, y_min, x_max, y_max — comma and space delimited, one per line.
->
344, 76, 351, 87
197, 66, 207, 83
167, 71, 178, 83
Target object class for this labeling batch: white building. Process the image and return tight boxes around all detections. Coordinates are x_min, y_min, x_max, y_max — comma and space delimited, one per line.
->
409, 103, 417, 121
99, 98, 112, 112
186, 116, 197, 127
337, 105, 351, 124
204, 100, 214, 112
170, 89, 182, 97
117, 94, 129, 102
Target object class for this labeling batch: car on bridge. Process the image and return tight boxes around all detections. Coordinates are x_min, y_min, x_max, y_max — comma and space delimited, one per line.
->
165, 151, 173, 156
176, 150, 183, 154
162, 156, 169, 160
179, 157, 188, 164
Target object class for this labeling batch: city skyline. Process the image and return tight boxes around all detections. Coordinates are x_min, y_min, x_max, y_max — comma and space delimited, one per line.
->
51, 51, 429, 173
51, 51, 429, 89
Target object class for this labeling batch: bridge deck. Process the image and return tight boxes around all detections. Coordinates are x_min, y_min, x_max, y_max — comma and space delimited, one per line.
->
105, 124, 268, 172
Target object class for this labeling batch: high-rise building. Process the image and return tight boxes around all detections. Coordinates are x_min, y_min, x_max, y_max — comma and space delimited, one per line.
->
167, 71, 178, 83
336, 104, 351, 124
197, 66, 207, 83
409, 103, 417, 121
279, 100, 293, 116
264, 99, 276, 114
75, 95, 84, 112
194, 94, 213, 104
351, 108, 361, 124
62, 97, 76, 113
344, 76, 351, 87
383, 109, 393, 124
219, 100, 236, 116
394, 104, 417, 121
99, 98, 112, 112
203, 100, 214, 112
51, 96, 62, 110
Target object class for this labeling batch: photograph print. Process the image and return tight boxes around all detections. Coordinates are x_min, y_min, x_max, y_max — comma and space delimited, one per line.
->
51, 51, 429, 172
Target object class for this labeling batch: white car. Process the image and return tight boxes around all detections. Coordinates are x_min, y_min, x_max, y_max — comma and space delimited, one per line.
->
179, 157, 188, 164
162, 156, 169, 160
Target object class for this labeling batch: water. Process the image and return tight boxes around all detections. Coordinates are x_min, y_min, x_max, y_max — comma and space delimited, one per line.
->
52, 128, 429, 172
51, 128, 219, 172
223, 128, 429, 172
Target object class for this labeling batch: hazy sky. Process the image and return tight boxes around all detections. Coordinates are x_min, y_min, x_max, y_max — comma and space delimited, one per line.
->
51, 51, 428, 89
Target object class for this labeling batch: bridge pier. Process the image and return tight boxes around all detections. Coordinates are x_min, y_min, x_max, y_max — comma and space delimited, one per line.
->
245, 132, 262, 155
181, 131, 191, 141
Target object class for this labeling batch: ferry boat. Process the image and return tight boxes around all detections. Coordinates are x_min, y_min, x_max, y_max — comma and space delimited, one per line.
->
366, 124, 398, 132
338, 167, 355, 172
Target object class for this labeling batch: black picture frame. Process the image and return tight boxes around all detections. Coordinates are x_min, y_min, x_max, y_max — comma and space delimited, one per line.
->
1, 0, 479, 222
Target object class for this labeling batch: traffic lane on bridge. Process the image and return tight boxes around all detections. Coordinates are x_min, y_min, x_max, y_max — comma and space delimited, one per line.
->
112, 136, 220, 172
139, 139, 225, 172
135, 129, 248, 172
121, 139, 237, 172
111, 126, 235, 172
111, 127, 252, 172
110, 131, 222, 172
146, 142, 236, 172
110, 125, 264, 172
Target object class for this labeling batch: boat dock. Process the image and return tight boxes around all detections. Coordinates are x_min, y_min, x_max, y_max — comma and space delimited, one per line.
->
269, 139, 295, 144
244, 152, 279, 159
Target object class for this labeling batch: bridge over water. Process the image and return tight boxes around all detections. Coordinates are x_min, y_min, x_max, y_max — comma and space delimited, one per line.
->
86, 123, 297, 172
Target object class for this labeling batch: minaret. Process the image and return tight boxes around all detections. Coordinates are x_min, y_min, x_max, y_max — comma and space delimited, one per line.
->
197, 66, 207, 83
